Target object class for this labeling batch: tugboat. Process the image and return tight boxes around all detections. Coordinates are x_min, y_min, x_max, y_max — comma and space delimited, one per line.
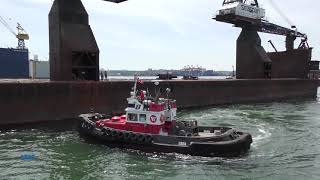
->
157, 72, 178, 80
78, 77, 252, 157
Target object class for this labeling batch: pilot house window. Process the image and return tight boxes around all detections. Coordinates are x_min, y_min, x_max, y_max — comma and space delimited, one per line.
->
127, 113, 138, 121
139, 114, 147, 122
128, 103, 135, 108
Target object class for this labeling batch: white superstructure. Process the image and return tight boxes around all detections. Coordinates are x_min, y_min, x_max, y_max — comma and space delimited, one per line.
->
29, 57, 50, 79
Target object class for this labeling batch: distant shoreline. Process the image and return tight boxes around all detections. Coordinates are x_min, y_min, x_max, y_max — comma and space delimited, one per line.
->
104, 70, 233, 77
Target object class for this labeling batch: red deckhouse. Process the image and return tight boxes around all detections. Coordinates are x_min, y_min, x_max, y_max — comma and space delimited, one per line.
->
95, 78, 177, 135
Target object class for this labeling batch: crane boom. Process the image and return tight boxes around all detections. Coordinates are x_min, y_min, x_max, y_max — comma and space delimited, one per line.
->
0, 15, 29, 49
231, 19, 306, 39
215, 0, 308, 50
0, 15, 16, 36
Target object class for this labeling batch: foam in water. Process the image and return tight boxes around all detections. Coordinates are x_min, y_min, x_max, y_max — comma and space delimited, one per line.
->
252, 128, 272, 148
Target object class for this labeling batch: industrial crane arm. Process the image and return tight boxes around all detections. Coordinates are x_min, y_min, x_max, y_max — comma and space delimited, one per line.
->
0, 15, 17, 37
216, 0, 307, 39
0, 15, 29, 49
256, 21, 306, 38
215, 0, 308, 50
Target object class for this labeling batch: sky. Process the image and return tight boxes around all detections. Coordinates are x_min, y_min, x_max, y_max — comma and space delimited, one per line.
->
0, 0, 319, 71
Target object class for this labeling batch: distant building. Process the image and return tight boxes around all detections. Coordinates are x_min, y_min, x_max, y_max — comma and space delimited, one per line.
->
29, 55, 50, 79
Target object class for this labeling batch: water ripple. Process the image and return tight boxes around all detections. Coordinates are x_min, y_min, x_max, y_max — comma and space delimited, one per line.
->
1, 96, 320, 179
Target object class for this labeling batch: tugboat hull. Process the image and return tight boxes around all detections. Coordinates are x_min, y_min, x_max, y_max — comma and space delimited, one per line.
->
79, 115, 252, 157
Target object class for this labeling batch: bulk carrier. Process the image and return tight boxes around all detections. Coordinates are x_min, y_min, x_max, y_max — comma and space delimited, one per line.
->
0, 18, 50, 80
0, 0, 319, 126
0, 48, 29, 78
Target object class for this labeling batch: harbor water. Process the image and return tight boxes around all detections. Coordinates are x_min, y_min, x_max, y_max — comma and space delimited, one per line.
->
0, 89, 319, 179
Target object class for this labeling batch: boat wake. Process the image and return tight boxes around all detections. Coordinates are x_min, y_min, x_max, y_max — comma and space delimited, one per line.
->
252, 126, 272, 148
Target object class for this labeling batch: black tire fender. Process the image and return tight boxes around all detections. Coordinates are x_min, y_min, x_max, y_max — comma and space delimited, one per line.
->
106, 128, 112, 136
124, 132, 130, 140
81, 122, 86, 128
137, 134, 145, 143
83, 121, 88, 128
130, 133, 137, 142
145, 135, 153, 144
101, 127, 107, 135
87, 123, 92, 130
111, 130, 118, 137
118, 131, 124, 139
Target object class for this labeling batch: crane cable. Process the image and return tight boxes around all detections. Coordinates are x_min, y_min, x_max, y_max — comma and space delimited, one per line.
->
0, 15, 17, 37
268, 0, 295, 27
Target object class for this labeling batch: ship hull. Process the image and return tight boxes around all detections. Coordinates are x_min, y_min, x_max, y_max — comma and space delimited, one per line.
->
78, 116, 252, 157
0, 79, 318, 126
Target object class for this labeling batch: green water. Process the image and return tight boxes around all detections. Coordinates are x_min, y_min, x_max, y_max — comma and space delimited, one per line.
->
1, 94, 320, 179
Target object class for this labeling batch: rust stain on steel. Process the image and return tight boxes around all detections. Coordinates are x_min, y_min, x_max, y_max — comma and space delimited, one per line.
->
236, 28, 271, 79
48, 0, 128, 81
236, 28, 314, 80
0, 80, 318, 126
268, 49, 313, 79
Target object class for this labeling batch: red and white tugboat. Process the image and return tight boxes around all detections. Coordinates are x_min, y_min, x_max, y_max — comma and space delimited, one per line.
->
79, 77, 252, 157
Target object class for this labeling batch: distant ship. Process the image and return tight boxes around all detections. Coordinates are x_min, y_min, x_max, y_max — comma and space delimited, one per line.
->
0, 18, 30, 78
0, 47, 29, 78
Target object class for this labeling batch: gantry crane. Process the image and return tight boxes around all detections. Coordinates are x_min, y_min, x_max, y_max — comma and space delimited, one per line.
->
0, 15, 29, 49
214, 0, 312, 79
215, 0, 308, 50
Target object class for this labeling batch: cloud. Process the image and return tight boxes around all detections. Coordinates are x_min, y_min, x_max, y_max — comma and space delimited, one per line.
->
0, 0, 319, 70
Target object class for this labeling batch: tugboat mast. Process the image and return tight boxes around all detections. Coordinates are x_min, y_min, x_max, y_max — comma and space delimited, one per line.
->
133, 75, 138, 98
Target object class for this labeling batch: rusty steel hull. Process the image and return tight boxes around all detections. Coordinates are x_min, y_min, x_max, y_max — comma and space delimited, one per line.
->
0, 79, 318, 126
236, 28, 316, 80
268, 49, 312, 79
